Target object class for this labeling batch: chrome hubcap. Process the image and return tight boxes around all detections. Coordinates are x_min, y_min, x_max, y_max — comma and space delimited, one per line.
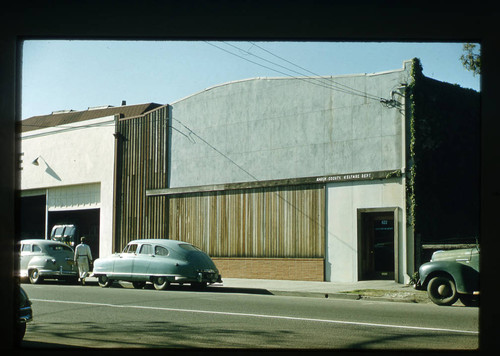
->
437, 284, 451, 296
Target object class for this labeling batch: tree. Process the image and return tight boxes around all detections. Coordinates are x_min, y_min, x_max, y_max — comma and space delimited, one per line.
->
460, 43, 481, 76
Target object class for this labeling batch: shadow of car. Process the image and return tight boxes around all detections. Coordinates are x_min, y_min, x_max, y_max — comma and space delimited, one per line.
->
93, 239, 222, 290
18, 239, 78, 284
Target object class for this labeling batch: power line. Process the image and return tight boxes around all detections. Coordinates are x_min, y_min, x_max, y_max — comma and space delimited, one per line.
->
206, 41, 385, 102
247, 41, 382, 100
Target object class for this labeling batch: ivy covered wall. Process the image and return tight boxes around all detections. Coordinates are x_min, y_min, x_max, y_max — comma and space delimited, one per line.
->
409, 58, 480, 247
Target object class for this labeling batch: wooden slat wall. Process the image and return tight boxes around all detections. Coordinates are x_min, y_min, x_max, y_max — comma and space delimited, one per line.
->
114, 105, 325, 259
167, 185, 325, 258
115, 107, 169, 251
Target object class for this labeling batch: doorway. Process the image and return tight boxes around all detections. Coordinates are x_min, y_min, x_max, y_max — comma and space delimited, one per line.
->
358, 208, 398, 280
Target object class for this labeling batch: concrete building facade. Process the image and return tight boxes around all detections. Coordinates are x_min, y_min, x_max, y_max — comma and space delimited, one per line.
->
17, 59, 480, 284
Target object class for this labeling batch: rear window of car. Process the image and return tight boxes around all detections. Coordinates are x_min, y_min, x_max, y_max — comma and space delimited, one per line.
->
48, 244, 73, 253
155, 245, 169, 256
21, 244, 31, 252
178, 244, 201, 251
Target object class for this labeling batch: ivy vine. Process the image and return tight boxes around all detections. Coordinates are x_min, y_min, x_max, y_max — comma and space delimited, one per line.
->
406, 57, 422, 230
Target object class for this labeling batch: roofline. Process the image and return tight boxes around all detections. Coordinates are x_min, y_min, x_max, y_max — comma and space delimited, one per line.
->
171, 59, 413, 105
117, 104, 170, 122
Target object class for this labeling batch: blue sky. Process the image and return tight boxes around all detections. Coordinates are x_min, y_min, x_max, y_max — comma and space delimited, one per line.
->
21, 40, 480, 120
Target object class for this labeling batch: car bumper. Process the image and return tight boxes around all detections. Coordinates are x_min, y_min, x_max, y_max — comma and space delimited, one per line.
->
38, 269, 78, 278
19, 306, 33, 323
413, 280, 424, 290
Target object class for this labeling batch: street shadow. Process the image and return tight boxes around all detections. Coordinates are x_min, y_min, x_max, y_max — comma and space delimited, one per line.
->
22, 279, 273, 295
21, 319, 296, 349
344, 327, 478, 350
105, 281, 274, 295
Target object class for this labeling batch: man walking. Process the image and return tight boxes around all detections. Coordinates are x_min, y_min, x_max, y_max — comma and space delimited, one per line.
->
74, 236, 93, 285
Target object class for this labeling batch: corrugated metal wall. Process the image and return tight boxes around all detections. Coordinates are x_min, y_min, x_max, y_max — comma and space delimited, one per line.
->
114, 106, 169, 251
167, 185, 325, 258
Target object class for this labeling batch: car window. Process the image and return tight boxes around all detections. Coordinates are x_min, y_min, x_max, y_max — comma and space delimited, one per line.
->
21, 244, 31, 252
64, 226, 76, 235
155, 245, 169, 256
124, 244, 138, 254
178, 243, 201, 251
48, 244, 73, 253
53, 226, 65, 236
32, 245, 42, 252
139, 244, 153, 255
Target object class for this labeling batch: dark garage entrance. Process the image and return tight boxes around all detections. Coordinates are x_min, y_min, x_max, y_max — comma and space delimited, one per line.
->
17, 195, 46, 241
358, 208, 398, 281
48, 209, 100, 259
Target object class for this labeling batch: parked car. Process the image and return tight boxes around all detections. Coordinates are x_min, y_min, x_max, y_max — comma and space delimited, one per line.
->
415, 246, 479, 306
92, 239, 222, 290
18, 239, 78, 284
16, 286, 33, 342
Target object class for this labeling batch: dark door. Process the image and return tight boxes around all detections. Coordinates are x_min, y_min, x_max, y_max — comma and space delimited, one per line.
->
359, 212, 395, 280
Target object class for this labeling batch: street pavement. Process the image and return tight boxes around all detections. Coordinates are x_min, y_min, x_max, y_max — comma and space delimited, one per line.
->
86, 276, 432, 303
20, 281, 478, 349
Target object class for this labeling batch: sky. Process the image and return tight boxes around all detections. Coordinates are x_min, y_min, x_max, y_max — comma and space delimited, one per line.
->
21, 40, 481, 120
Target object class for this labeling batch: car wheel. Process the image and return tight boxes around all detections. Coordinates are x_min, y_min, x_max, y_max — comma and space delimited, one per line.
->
427, 276, 459, 306
97, 275, 113, 288
459, 294, 480, 307
28, 269, 41, 284
153, 277, 170, 290
132, 281, 146, 289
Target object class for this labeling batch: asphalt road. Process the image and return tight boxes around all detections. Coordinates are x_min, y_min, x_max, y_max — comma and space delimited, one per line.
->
20, 281, 479, 349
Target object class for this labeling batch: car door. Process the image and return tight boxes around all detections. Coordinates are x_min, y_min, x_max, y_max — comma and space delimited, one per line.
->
132, 244, 153, 279
148, 245, 174, 275
113, 243, 138, 279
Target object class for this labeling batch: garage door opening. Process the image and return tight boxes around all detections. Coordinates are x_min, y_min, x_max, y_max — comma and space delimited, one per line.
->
48, 209, 100, 259
17, 195, 46, 241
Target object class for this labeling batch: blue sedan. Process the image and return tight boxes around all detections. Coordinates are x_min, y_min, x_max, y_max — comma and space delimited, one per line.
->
92, 239, 222, 290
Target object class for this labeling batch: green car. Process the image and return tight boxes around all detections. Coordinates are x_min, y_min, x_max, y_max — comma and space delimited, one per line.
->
92, 239, 222, 290
18, 239, 78, 284
415, 246, 479, 306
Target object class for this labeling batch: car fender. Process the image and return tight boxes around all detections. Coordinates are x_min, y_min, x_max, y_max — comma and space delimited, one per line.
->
419, 261, 479, 294
27, 256, 55, 271
92, 256, 116, 274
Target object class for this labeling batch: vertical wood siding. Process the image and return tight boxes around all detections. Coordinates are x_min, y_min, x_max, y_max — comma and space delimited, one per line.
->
114, 107, 169, 251
167, 185, 325, 258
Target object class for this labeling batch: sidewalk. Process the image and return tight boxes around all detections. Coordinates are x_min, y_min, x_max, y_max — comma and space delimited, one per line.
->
212, 278, 431, 304
87, 276, 431, 304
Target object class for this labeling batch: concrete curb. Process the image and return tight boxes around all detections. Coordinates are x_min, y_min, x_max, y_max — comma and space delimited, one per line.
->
269, 290, 431, 304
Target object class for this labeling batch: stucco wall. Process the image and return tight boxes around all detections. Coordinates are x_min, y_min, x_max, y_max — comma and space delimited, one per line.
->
169, 60, 411, 188
326, 179, 409, 283
19, 116, 116, 257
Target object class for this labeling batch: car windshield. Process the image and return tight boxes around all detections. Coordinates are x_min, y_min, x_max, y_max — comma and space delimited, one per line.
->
52, 226, 65, 236
48, 244, 73, 253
